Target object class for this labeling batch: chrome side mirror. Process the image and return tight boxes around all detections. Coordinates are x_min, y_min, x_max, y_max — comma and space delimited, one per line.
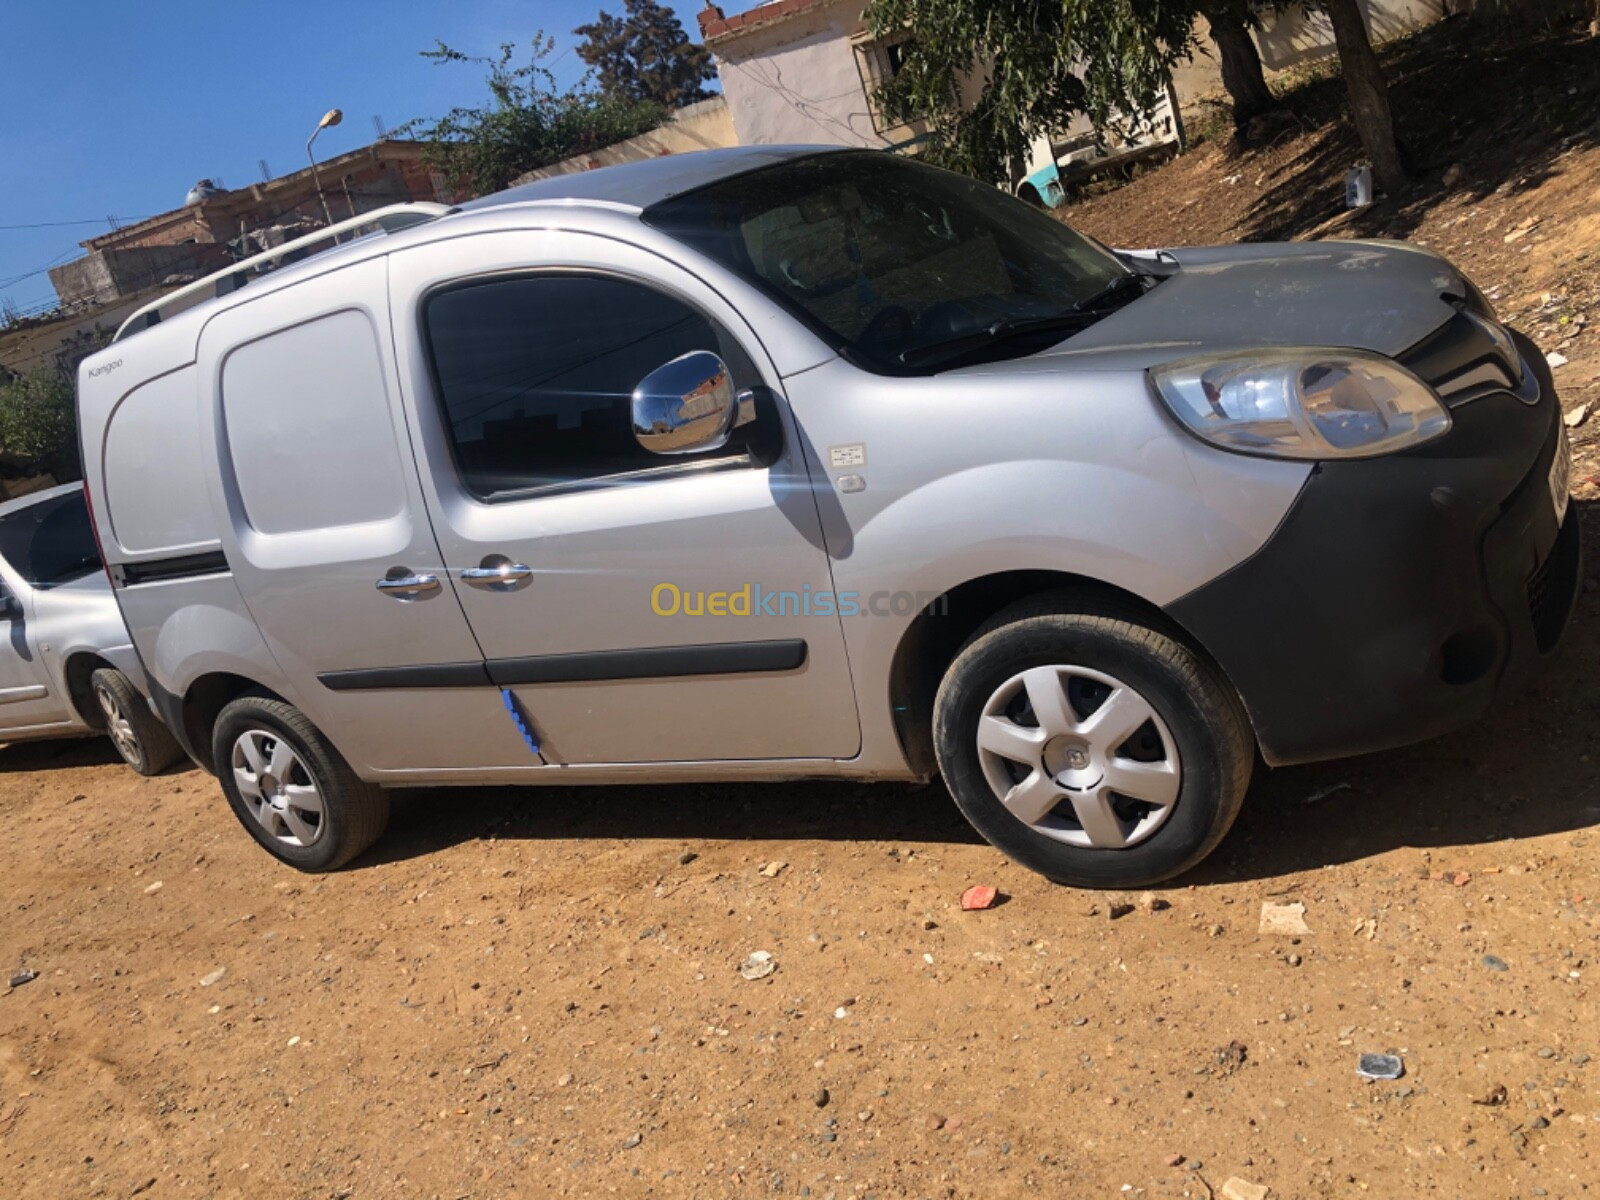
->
631, 351, 739, 456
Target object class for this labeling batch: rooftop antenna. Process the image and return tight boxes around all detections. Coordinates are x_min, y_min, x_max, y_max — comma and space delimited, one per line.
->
259, 159, 272, 182
372, 114, 388, 140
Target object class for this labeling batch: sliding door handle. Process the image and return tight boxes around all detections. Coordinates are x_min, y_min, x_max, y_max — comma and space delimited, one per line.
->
375, 573, 440, 598
461, 562, 532, 588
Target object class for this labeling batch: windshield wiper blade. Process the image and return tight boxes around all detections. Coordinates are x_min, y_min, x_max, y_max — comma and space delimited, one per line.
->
897, 311, 1100, 366
1073, 271, 1155, 313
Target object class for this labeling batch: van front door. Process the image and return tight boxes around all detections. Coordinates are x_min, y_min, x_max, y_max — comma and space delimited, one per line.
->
389, 233, 860, 766
194, 259, 537, 776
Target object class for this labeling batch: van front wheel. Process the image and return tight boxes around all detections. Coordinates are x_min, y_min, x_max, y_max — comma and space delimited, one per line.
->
212, 695, 389, 871
933, 597, 1254, 888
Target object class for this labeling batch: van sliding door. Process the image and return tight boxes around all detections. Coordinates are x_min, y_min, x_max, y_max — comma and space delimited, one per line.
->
194, 258, 538, 776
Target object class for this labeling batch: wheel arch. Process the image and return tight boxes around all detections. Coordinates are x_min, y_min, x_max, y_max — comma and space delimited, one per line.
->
886, 568, 1247, 775
181, 672, 289, 774
62, 651, 119, 730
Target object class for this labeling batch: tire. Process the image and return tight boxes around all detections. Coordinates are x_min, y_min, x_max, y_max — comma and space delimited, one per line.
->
933, 593, 1253, 888
211, 694, 389, 871
90, 667, 185, 776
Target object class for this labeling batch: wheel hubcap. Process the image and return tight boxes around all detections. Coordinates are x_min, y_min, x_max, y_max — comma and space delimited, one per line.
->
975, 665, 1181, 850
232, 730, 325, 848
1042, 736, 1100, 787
96, 687, 139, 763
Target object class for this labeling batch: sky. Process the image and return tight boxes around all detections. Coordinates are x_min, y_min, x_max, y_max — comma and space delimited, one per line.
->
0, 0, 709, 318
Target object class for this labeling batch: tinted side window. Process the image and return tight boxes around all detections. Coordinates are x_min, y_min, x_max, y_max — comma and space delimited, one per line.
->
0, 489, 101, 588
424, 275, 766, 499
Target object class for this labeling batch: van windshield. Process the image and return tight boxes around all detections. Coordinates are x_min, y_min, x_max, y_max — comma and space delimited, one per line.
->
0, 488, 102, 587
643, 150, 1135, 373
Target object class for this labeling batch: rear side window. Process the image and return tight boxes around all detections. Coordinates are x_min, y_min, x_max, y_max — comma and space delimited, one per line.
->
0, 489, 100, 587
423, 274, 766, 499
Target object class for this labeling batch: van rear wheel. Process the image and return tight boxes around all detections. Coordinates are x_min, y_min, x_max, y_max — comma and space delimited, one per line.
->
212, 695, 389, 871
933, 594, 1254, 888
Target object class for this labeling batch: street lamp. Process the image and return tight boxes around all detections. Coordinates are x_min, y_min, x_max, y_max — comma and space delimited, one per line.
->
306, 108, 343, 229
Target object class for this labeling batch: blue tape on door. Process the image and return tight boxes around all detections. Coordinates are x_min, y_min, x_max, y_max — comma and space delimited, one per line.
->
501, 688, 543, 759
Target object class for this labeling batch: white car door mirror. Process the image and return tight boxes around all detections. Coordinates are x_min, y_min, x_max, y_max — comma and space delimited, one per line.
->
631, 351, 739, 456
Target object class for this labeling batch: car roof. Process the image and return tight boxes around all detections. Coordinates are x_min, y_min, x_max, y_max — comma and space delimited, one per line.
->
0, 481, 82, 520
465, 145, 843, 214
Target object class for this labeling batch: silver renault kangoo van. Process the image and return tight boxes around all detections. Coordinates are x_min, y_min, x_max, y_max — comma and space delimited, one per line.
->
77, 146, 1579, 884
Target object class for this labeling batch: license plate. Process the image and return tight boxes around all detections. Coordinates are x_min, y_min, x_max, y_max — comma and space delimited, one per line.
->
1549, 428, 1571, 524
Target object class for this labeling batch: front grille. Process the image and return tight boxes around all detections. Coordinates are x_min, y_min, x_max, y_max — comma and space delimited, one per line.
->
1527, 509, 1580, 653
1399, 308, 1522, 405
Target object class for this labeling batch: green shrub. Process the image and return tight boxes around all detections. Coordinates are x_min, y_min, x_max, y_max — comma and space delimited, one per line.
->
0, 368, 80, 482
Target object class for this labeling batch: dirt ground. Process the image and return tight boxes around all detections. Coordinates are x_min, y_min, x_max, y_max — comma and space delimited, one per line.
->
5, 15, 1600, 1200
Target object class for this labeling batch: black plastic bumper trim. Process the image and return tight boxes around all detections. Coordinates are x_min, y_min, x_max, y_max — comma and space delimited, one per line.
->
1167, 328, 1576, 767
146, 678, 204, 769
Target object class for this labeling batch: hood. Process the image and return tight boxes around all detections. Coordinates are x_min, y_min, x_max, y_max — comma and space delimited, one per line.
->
978, 241, 1468, 376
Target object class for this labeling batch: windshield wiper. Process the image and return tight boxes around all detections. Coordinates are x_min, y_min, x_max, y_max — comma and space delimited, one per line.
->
896, 274, 1161, 367
897, 311, 1102, 367
1073, 271, 1156, 313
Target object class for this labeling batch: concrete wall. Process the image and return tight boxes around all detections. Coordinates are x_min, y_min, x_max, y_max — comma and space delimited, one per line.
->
1257, 0, 1445, 70
82, 143, 443, 256
712, 0, 896, 149
0, 287, 163, 379
510, 98, 738, 186
49, 243, 232, 307
1172, 0, 1451, 105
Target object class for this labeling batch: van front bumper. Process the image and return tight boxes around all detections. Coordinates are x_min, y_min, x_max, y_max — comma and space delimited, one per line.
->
1167, 335, 1580, 767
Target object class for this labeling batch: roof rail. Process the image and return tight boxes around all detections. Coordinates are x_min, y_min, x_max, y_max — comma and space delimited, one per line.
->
112, 202, 454, 343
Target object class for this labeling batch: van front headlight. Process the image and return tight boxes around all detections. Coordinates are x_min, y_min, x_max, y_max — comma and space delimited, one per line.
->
1150, 349, 1450, 460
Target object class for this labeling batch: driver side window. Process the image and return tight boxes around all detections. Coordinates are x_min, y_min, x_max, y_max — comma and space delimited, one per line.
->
423, 273, 770, 500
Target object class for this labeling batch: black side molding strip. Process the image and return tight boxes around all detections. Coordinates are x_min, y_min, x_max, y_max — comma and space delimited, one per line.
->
317, 640, 808, 692
115, 550, 231, 587
319, 662, 492, 692
488, 639, 808, 685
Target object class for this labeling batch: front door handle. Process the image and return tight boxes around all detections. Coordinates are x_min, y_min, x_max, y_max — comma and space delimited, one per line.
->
375, 573, 440, 598
461, 562, 533, 588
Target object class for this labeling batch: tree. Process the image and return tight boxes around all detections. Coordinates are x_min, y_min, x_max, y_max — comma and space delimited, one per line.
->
574, 0, 717, 108
0, 368, 79, 482
865, 0, 1199, 183
1203, 0, 1277, 130
403, 37, 668, 196
866, 0, 1405, 193
1321, 0, 1404, 191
